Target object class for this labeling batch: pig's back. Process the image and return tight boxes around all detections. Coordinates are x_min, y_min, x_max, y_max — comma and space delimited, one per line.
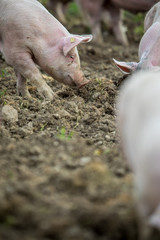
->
0, 0, 69, 44
144, 2, 160, 31
110, 0, 159, 12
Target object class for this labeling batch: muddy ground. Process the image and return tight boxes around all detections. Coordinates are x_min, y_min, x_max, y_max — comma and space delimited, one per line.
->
0, 9, 160, 240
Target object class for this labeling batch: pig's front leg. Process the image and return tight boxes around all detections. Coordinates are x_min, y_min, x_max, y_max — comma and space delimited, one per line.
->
76, 0, 103, 44
12, 53, 54, 100
92, 23, 103, 44
106, 5, 128, 46
15, 71, 31, 98
56, 2, 67, 25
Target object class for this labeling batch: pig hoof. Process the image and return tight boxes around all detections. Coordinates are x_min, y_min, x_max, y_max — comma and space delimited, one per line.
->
38, 87, 54, 101
118, 36, 129, 46
93, 37, 104, 45
17, 88, 31, 98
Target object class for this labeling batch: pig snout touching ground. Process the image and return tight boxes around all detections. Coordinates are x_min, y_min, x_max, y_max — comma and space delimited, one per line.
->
0, 0, 92, 100
116, 70, 160, 230
113, 1, 160, 74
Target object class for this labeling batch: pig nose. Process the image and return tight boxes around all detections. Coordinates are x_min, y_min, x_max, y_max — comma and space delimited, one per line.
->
78, 79, 90, 88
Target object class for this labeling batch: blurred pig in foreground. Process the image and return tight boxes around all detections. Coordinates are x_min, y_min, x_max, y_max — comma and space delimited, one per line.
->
113, 1, 160, 74
0, 0, 92, 100
117, 70, 160, 229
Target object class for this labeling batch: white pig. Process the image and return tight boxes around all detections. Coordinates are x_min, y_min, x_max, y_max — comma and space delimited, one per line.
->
0, 0, 92, 100
117, 70, 160, 229
113, 2, 160, 74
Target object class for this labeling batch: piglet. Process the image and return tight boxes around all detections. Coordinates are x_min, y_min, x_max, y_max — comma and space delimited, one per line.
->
0, 0, 92, 100
113, 2, 160, 74
117, 70, 160, 230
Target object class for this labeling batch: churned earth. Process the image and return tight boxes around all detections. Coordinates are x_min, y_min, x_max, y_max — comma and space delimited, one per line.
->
0, 9, 159, 240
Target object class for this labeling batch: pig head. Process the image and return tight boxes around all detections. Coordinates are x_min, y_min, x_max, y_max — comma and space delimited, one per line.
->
117, 70, 160, 229
42, 34, 92, 88
113, 2, 160, 74
0, 0, 92, 100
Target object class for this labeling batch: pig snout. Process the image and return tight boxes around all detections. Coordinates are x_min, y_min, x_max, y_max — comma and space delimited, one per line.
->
67, 74, 90, 88
65, 68, 90, 88
78, 79, 90, 88
74, 72, 90, 88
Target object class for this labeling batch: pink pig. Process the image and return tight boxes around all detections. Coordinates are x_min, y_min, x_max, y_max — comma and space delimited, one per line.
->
0, 0, 92, 100
46, 0, 158, 46
75, 0, 159, 46
117, 70, 160, 230
113, 2, 160, 74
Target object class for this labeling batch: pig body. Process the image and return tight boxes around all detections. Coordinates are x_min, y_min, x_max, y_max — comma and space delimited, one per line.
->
111, 0, 158, 12
113, 2, 160, 74
76, 0, 159, 45
47, 0, 158, 46
144, 1, 160, 31
0, 0, 92, 99
117, 70, 160, 229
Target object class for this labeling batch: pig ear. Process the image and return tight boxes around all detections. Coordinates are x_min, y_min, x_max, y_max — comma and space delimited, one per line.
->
62, 35, 93, 56
113, 58, 138, 74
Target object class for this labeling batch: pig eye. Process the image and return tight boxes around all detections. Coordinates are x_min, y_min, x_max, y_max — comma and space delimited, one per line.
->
66, 54, 74, 60
67, 55, 74, 65
69, 55, 74, 60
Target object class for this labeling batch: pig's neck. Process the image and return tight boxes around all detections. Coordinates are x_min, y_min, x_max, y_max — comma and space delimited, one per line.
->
46, 19, 69, 46
139, 22, 160, 58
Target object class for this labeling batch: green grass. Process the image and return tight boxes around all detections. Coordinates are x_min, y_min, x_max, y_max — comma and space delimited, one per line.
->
66, 2, 81, 18
57, 127, 74, 140
39, 0, 48, 5
123, 11, 144, 37
0, 90, 6, 98
40, 123, 47, 131
0, 68, 9, 78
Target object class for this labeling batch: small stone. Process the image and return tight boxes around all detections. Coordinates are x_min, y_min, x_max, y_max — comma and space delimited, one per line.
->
80, 157, 91, 166
53, 113, 59, 120
58, 109, 71, 118
105, 135, 111, 141
116, 168, 125, 177
96, 141, 103, 146
92, 93, 100, 99
1, 105, 18, 122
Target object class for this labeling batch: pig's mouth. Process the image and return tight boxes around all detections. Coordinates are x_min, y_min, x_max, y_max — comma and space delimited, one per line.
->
78, 80, 90, 88
67, 75, 90, 88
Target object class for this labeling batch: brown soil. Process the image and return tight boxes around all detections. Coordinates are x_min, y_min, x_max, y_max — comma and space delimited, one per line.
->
0, 14, 159, 240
